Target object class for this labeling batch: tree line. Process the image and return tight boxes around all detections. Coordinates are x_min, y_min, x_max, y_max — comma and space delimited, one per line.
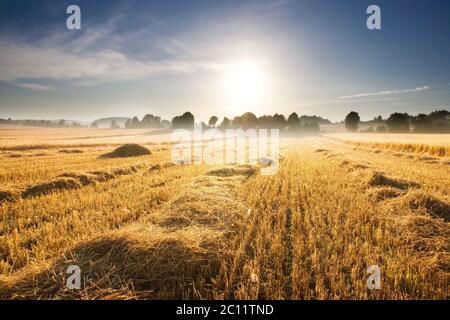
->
169, 111, 331, 133
344, 110, 450, 133
0, 118, 83, 128
3, 109, 448, 133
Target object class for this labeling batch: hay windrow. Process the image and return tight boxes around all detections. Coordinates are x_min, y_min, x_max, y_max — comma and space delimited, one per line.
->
58, 149, 83, 154
6, 164, 147, 202
0, 189, 21, 203
149, 162, 176, 171
58, 172, 97, 186
0, 225, 225, 299
389, 190, 450, 222
206, 166, 257, 178
367, 186, 403, 202
364, 171, 421, 190
99, 144, 151, 159
22, 178, 83, 198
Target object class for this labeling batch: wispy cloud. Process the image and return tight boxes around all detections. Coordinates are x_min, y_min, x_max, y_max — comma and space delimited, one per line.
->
17, 83, 54, 91
0, 38, 223, 86
337, 86, 431, 99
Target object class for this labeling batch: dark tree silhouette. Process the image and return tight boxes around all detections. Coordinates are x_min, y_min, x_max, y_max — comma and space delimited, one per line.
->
141, 114, 162, 128
208, 116, 219, 127
413, 114, 433, 133
386, 113, 410, 133
241, 112, 258, 129
287, 112, 300, 131
272, 113, 287, 130
345, 111, 360, 132
172, 111, 195, 129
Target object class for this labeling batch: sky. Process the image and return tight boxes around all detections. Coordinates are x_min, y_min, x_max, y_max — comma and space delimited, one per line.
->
0, 0, 449, 122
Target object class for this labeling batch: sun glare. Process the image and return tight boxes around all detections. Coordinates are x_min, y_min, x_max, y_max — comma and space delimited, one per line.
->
223, 61, 268, 109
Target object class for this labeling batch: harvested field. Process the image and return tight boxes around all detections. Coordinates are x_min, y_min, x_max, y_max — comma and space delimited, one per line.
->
0, 128, 449, 300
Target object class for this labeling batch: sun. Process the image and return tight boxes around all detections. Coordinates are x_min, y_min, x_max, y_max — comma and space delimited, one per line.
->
223, 61, 268, 109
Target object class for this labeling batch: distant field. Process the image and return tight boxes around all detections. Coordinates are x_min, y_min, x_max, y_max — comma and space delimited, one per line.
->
326, 132, 450, 157
0, 128, 448, 299
0, 126, 171, 150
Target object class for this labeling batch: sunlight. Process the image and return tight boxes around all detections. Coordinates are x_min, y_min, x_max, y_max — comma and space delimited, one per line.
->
223, 61, 268, 109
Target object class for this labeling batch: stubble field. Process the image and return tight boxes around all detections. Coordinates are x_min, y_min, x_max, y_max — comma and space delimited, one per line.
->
0, 127, 448, 299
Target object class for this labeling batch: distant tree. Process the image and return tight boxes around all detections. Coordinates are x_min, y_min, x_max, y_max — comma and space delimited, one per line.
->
219, 117, 231, 130
231, 116, 242, 128
258, 115, 271, 129
172, 111, 194, 129
181, 111, 194, 129
344, 111, 360, 132
287, 112, 300, 131
412, 114, 433, 133
373, 115, 383, 122
58, 119, 66, 127
386, 113, 410, 133
241, 112, 258, 129
299, 115, 331, 125
110, 120, 120, 129
208, 116, 219, 127
141, 114, 162, 128
160, 119, 171, 128
131, 116, 140, 128
428, 110, 450, 122
90, 121, 98, 128
272, 113, 287, 130
124, 119, 132, 129
376, 125, 387, 133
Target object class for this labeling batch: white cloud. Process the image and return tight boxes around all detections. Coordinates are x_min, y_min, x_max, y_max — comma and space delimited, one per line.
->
0, 39, 223, 85
17, 83, 54, 91
337, 86, 431, 99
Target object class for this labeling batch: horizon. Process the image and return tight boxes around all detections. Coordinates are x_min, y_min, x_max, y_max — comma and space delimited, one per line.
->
2, 107, 450, 125
1, 0, 450, 123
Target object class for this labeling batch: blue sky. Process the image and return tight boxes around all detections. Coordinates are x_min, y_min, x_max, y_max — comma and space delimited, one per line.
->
0, 0, 449, 122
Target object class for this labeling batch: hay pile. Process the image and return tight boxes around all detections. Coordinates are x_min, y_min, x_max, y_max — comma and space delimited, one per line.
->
100, 144, 151, 159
